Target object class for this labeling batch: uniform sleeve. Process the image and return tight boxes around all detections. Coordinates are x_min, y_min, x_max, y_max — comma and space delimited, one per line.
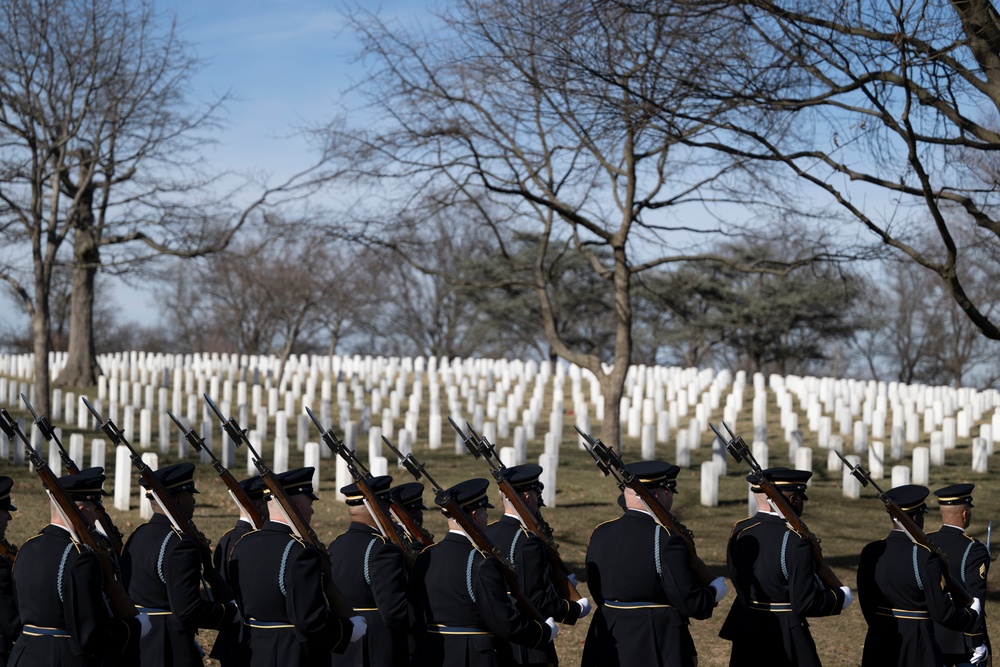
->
657, 529, 716, 620
0, 558, 20, 648
518, 533, 580, 624
163, 537, 232, 632
786, 532, 844, 617
961, 541, 989, 646
856, 541, 879, 625
922, 548, 978, 633
285, 544, 353, 655
370, 541, 410, 630
474, 556, 551, 650
585, 528, 604, 607
64, 550, 136, 657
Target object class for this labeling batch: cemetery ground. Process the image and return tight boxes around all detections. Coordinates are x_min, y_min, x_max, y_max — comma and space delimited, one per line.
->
0, 395, 998, 666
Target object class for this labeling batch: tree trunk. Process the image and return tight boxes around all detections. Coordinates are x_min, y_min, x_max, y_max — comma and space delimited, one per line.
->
30, 289, 52, 421
60, 183, 101, 388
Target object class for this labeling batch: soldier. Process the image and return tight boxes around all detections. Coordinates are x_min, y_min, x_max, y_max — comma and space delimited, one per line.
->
0, 477, 20, 666
9, 468, 147, 667
327, 475, 410, 667
581, 460, 726, 667
483, 463, 590, 667
857, 484, 981, 667
388, 482, 430, 552
121, 462, 237, 667
210, 475, 269, 667
719, 467, 852, 667
927, 483, 990, 666
228, 467, 366, 667
409, 477, 557, 667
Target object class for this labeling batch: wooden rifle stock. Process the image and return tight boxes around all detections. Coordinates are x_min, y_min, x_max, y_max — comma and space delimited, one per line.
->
83, 398, 234, 602
576, 427, 717, 588
0, 538, 15, 566
834, 449, 973, 606
382, 443, 546, 623
22, 394, 125, 555
711, 422, 843, 590
451, 419, 582, 603
168, 411, 264, 529
0, 408, 136, 620
206, 395, 354, 618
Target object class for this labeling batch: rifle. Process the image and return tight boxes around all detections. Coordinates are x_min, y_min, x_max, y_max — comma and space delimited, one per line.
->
712, 421, 843, 590
576, 426, 716, 587
449, 418, 581, 602
22, 393, 125, 555
302, 407, 417, 568
0, 407, 136, 619
167, 411, 264, 529
382, 440, 546, 623
82, 398, 233, 602
0, 539, 15, 566
834, 449, 973, 606
205, 394, 353, 618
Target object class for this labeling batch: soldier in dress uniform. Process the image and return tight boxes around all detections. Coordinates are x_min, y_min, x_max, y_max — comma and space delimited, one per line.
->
9, 468, 147, 667
0, 477, 20, 666
409, 477, 557, 667
327, 475, 410, 667
210, 475, 269, 667
581, 460, 726, 667
120, 462, 237, 667
927, 483, 990, 666
388, 482, 430, 552
483, 463, 590, 667
857, 484, 982, 667
228, 467, 366, 667
719, 467, 852, 667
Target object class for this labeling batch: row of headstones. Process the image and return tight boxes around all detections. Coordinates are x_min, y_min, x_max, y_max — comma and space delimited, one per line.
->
696, 434, 993, 511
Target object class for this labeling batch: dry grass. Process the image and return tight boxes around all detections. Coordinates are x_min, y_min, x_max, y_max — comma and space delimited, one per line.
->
1, 383, 998, 667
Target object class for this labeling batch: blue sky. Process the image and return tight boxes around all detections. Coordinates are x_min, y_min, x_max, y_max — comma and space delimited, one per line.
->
158, 0, 436, 179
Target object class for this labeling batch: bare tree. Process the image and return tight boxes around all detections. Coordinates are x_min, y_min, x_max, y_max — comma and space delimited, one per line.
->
0, 0, 311, 413
324, 0, 833, 448
670, 0, 1000, 343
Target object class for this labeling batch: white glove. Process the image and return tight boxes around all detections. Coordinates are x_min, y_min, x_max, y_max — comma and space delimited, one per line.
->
544, 616, 559, 641
971, 643, 989, 665
567, 573, 578, 588
970, 597, 982, 617
709, 576, 728, 604
839, 586, 854, 611
576, 597, 592, 619
136, 612, 152, 638
349, 615, 367, 642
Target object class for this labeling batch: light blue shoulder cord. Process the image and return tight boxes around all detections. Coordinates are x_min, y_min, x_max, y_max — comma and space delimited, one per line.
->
56, 543, 74, 602
961, 543, 975, 586
912, 545, 924, 591
654, 526, 663, 577
466, 549, 478, 603
780, 532, 791, 581
508, 530, 522, 568
157, 532, 176, 584
278, 540, 296, 597
363, 538, 379, 586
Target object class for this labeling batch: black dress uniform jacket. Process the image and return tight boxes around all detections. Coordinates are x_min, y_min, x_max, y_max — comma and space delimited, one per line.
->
409, 531, 551, 667
0, 555, 19, 666
857, 530, 979, 667
719, 512, 846, 667
581, 509, 717, 667
210, 519, 256, 666
9, 525, 136, 667
484, 515, 581, 666
927, 525, 990, 661
228, 521, 354, 667
327, 522, 410, 667
121, 514, 233, 667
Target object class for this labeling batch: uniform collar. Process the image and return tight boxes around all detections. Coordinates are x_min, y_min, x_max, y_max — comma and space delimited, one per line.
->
263, 520, 294, 534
